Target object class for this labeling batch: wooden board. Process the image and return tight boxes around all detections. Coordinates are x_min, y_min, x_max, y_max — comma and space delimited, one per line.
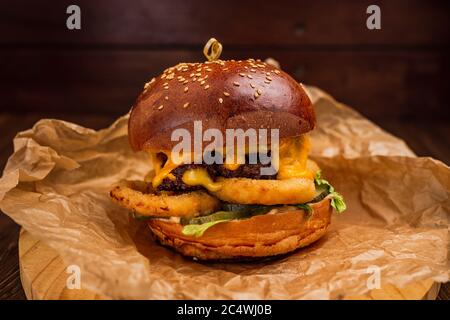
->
18, 228, 440, 300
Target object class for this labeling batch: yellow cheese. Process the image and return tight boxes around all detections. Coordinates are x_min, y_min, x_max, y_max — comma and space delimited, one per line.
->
150, 153, 179, 188
277, 135, 313, 180
150, 152, 221, 191
149, 134, 313, 189
182, 168, 223, 192
221, 144, 270, 171
223, 163, 241, 171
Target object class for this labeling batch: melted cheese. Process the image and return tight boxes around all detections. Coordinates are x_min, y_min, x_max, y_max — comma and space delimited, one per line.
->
277, 135, 313, 180
182, 168, 223, 192
149, 134, 313, 190
151, 154, 178, 188
222, 144, 269, 171
223, 163, 241, 171
150, 152, 221, 191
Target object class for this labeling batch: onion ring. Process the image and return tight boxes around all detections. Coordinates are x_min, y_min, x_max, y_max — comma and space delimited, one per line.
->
211, 177, 316, 205
211, 160, 320, 205
110, 180, 220, 217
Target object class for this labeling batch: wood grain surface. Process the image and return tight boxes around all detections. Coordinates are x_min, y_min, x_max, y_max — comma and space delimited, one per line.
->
0, 1, 449, 120
0, 113, 449, 299
1, 0, 449, 45
1, 50, 448, 120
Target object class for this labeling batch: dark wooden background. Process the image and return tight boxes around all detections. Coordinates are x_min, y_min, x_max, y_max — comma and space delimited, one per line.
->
0, 0, 449, 299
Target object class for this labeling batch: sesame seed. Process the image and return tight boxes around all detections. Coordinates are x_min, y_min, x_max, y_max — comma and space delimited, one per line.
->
158, 105, 164, 110
274, 70, 281, 74
233, 82, 240, 86
223, 92, 230, 96
196, 73, 201, 77
204, 85, 210, 90
184, 87, 189, 92
264, 80, 271, 84
164, 86, 169, 90
250, 83, 256, 88
239, 73, 245, 77
257, 89, 262, 95
266, 72, 271, 76
254, 92, 259, 98
165, 96, 169, 100
247, 74, 253, 79
183, 102, 190, 108
200, 80, 206, 85
266, 76, 273, 81
163, 82, 168, 86
219, 98, 223, 103
250, 69, 256, 73
192, 78, 197, 82
190, 73, 195, 77
183, 80, 189, 84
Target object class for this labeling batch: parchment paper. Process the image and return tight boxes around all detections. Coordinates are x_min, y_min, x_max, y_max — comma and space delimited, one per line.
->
0, 86, 448, 299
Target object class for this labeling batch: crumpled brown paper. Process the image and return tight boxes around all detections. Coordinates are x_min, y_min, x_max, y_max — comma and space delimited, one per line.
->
0, 86, 448, 299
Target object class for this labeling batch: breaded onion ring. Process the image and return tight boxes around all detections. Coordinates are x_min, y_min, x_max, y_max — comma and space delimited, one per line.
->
212, 177, 316, 205
110, 180, 220, 217
211, 160, 320, 205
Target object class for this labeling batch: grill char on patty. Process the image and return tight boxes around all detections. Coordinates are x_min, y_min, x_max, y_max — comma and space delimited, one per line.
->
215, 163, 276, 180
157, 164, 215, 192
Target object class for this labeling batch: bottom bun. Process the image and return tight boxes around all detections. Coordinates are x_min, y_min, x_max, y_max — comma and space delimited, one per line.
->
148, 198, 332, 260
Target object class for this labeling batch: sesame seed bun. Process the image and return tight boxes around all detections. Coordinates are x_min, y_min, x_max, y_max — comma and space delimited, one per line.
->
147, 198, 332, 261
129, 59, 315, 152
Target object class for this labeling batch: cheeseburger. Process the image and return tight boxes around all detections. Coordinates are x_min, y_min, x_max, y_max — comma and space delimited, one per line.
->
110, 39, 345, 260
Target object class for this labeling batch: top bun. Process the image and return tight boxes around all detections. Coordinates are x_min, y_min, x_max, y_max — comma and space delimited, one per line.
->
129, 59, 315, 152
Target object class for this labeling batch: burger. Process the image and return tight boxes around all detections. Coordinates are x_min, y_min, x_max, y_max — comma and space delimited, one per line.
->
110, 41, 345, 260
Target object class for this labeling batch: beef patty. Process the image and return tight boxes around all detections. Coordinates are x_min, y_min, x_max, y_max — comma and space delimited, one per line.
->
157, 164, 215, 192
156, 153, 276, 192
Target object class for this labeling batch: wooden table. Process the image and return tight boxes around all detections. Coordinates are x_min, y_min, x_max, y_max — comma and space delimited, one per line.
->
0, 112, 448, 300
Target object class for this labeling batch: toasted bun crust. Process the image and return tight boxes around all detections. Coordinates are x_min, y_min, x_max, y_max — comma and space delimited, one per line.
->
148, 198, 332, 260
129, 59, 315, 152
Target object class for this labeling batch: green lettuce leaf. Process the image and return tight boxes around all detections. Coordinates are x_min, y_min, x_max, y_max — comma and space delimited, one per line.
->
314, 171, 347, 213
330, 191, 346, 213
295, 203, 313, 214
181, 220, 228, 237
295, 203, 313, 219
